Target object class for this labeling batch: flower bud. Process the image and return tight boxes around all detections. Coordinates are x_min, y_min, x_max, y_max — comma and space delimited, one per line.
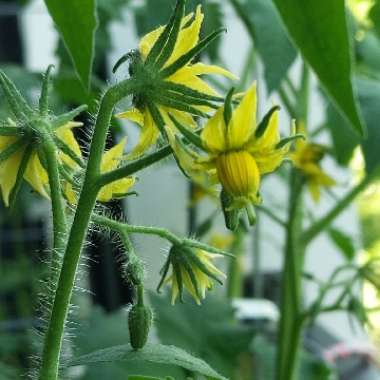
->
128, 285, 152, 350
220, 189, 241, 231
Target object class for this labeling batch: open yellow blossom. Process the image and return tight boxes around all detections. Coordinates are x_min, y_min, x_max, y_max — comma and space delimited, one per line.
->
291, 138, 335, 202
169, 82, 290, 216
163, 248, 226, 305
116, 5, 236, 159
65, 138, 135, 204
0, 121, 81, 206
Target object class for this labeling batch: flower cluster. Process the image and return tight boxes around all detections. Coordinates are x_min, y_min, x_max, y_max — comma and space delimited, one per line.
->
291, 131, 335, 202
0, 0, 299, 305
166, 83, 297, 228
158, 245, 226, 305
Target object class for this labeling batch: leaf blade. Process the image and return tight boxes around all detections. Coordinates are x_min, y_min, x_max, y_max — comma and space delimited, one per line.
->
44, 0, 98, 89
272, 0, 365, 135
64, 343, 227, 380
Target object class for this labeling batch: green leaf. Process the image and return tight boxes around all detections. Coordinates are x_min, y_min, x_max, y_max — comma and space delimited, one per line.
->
72, 307, 185, 380
150, 292, 253, 379
242, 0, 297, 92
369, 0, 380, 38
328, 228, 356, 261
64, 343, 227, 380
326, 102, 359, 166
356, 78, 380, 173
202, 2, 224, 62
272, 0, 365, 135
44, 0, 97, 89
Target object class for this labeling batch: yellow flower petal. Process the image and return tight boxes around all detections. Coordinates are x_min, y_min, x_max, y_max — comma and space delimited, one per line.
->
168, 66, 219, 97
64, 182, 77, 205
116, 108, 145, 127
165, 6, 203, 67
308, 181, 321, 203
183, 62, 238, 81
0, 141, 23, 206
24, 152, 49, 199
200, 107, 227, 153
227, 82, 257, 149
139, 12, 194, 60
101, 137, 127, 173
56, 121, 83, 169
98, 177, 135, 202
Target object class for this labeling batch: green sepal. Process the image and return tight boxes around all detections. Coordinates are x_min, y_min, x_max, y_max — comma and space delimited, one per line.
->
275, 133, 304, 149
155, 89, 218, 110
0, 71, 34, 120
112, 53, 130, 74
223, 87, 235, 126
195, 210, 218, 238
8, 144, 33, 210
152, 94, 209, 119
51, 105, 87, 129
128, 302, 153, 350
54, 136, 85, 168
39, 65, 54, 116
159, 81, 223, 102
157, 256, 171, 293
182, 238, 234, 257
186, 246, 223, 285
156, 0, 186, 68
0, 126, 21, 136
220, 188, 241, 231
0, 136, 27, 165
113, 191, 139, 199
168, 114, 203, 149
179, 248, 202, 300
170, 245, 184, 302
160, 28, 226, 78
145, 0, 185, 67
245, 203, 256, 226
255, 105, 280, 139
146, 102, 167, 137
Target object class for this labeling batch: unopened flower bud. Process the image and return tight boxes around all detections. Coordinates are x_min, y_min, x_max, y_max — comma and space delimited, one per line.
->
128, 285, 152, 350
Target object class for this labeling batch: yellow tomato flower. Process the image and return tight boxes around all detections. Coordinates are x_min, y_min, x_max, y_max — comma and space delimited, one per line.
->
291, 138, 335, 202
116, 5, 236, 159
164, 248, 226, 305
65, 138, 135, 204
0, 121, 81, 206
169, 82, 289, 212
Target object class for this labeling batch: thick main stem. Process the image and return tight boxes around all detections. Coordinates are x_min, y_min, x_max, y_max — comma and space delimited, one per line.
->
276, 170, 304, 380
38, 78, 140, 380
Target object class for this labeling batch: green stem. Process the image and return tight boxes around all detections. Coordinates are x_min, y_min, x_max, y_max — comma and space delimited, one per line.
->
38, 78, 142, 380
276, 170, 304, 380
301, 168, 380, 245
227, 226, 245, 298
97, 145, 172, 188
257, 205, 286, 227
92, 214, 234, 257
42, 135, 67, 260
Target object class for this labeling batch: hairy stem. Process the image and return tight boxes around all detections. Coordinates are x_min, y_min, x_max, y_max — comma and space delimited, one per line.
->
38, 78, 142, 380
41, 133, 67, 265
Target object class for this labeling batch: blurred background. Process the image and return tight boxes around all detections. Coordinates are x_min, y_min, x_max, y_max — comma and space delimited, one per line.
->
1, 0, 380, 379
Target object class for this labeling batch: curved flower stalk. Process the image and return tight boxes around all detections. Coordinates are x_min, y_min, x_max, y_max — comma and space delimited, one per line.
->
0, 69, 85, 207
167, 82, 299, 228
115, 0, 236, 158
65, 137, 135, 204
290, 132, 335, 202
158, 244, 226, 305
